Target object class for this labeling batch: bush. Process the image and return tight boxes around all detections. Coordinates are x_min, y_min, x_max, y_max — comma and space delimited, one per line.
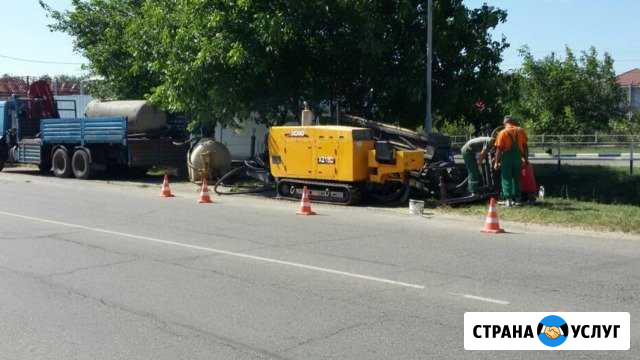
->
435, 119, 476, 136
609, 113, 640, 134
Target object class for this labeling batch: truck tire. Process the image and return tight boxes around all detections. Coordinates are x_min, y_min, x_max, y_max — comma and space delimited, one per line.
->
52, 148, 73, 178
71, 149, 92, 180
0, 161, 4, 172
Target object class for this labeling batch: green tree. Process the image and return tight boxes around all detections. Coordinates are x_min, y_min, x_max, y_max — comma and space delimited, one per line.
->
42, 0, 508, 130
507, 46, 626, 134
40, 0, 159, 100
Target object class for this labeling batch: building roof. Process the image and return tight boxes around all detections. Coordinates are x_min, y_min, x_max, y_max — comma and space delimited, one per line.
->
616, 68, 640, 86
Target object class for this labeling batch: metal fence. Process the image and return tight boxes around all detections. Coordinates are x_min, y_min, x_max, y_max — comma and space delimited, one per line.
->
449, 134, 638, 175
450, 134, 640, 147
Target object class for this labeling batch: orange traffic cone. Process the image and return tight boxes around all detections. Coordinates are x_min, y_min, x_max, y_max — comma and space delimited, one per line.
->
198, 178, 213, 203
297, 186, 316, 215
481, 198, 505, 233
160, 173, 174, 197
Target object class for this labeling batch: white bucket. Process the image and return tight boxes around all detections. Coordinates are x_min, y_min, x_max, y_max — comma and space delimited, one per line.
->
409, 199, 425, 215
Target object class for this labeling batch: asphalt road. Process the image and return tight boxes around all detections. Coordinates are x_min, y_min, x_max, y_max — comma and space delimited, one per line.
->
0, 169, 638, 359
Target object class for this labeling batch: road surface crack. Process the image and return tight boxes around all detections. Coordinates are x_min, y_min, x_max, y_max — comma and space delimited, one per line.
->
47, 258, 139, 278
0, 264, 293, 360
45, 231, 136, 257
155, 259, 392, 314
279, 319, 385, 354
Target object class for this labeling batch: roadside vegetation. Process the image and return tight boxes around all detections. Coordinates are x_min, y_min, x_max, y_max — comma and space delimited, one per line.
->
439, 165, 640, 234
535, 165, 640, 204
440, 199, 640, 234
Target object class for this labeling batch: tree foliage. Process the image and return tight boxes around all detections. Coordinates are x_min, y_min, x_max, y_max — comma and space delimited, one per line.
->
40, 0, 158, 100
507, 46, 626, 134
42, 0, 508, 130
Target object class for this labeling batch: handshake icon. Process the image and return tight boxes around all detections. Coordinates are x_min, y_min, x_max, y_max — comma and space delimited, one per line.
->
543, 326, 562, 340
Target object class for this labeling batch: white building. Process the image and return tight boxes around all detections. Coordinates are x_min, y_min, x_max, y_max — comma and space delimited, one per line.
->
616, 68, 640, 118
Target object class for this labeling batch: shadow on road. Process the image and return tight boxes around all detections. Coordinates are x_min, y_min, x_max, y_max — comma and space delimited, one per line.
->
2, 166, 164, 185
3, 166, 453, 212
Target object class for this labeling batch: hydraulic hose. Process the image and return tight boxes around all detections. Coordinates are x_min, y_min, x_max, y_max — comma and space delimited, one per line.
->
213, 160, 273, 195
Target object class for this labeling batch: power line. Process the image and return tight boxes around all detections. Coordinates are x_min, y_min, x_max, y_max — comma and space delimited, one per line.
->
0, 53, 86, 66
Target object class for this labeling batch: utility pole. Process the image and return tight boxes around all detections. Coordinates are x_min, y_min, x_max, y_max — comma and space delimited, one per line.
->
424, 0, 433, 134
629, 85, 633, 122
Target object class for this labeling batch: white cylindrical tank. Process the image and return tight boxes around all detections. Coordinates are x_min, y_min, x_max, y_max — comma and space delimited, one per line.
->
85, 100, 167, 133
188, 138, 231, 182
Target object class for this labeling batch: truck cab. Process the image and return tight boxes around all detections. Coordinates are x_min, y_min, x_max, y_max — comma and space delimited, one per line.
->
0, 94, 54, 172
0, 100, 7, 169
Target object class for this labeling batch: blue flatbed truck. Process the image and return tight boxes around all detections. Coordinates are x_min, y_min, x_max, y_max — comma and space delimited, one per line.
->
0, 96, 187, 179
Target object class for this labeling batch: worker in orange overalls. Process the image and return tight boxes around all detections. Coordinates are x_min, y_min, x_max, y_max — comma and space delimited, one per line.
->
493, 116, 529, 207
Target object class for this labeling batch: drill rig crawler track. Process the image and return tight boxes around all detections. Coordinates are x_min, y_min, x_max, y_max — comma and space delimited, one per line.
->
276, 178, 362, 205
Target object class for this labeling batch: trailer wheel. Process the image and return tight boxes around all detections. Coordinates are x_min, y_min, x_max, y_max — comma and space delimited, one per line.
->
52, 148, 73, 178
71, 149, 92, 180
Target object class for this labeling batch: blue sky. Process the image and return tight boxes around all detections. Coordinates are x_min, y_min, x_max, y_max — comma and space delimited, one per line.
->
2, 0, 639, 76
465, 0, 640, 73
1, 0, 85, 76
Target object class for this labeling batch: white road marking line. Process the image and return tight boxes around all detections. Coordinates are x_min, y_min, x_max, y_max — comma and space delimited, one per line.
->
449, 292, 510, 305
0, 211, 425, 290
463, 294, 510, 305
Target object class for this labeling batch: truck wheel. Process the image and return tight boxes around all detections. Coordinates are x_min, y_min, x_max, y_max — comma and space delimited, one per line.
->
0, 161, 4, 172
52, 148, 73, 178
71, 149, 92, 180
